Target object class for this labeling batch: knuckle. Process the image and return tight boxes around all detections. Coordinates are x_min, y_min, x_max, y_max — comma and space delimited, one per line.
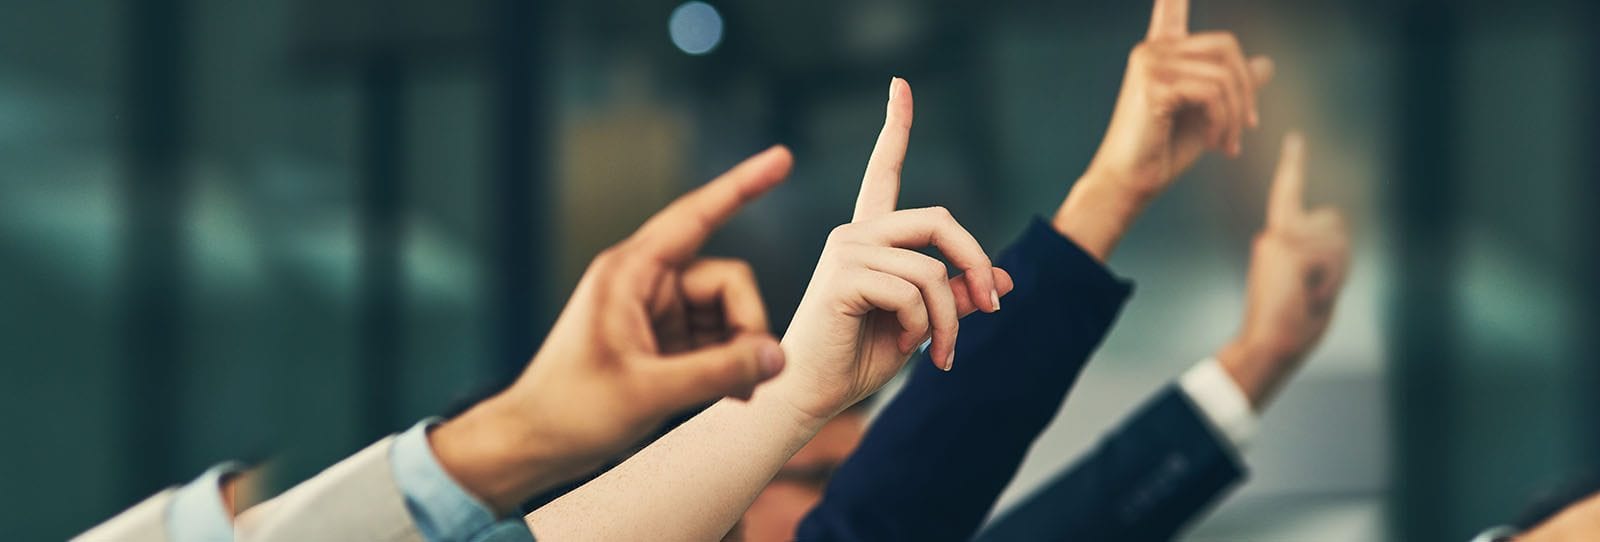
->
897, 279, 922, 303
1252, 233, 1273, 249
1129, 43, 1151, 63
827, 223, 855, 244
1131, 42, 1164, 64
590, 246, 626, 273
725, 258, 756, 280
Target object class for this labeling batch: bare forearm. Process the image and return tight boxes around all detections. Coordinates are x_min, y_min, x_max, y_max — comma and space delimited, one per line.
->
525, 380, 826, 541
1052, 171, 1153, 263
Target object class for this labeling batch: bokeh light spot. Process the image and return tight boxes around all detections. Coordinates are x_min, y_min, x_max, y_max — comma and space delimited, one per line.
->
669, 2, 723, 56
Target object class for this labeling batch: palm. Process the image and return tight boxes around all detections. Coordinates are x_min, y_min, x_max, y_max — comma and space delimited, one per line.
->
1098, 69, 1220, 199
854, 311, 915, 389
1169, 108, 1213, 175
779, 289, 913, 420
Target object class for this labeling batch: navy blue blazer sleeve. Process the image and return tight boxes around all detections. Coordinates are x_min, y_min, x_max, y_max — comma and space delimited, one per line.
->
796, 217, 1134, 542
974, 386, 1246, 542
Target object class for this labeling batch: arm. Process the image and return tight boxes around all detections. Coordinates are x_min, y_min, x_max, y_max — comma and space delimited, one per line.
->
74, 464, 244, 542
795, 219, 1132, 542
430, 146, 796, 515
240, 147, 798, 541
527, 78, 1014, 542
797, 0, 1274, 539
975, 384, 1245, 542
979, 133, 1352, 540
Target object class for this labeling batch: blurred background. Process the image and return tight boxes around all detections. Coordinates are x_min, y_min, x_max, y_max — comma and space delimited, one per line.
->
2, 0, 1598, 539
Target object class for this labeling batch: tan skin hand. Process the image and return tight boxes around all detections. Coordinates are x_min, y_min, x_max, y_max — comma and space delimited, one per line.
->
1058, 0, 1275, 262
1218, 133, 1351, 409
1088, 0, 1274, 196
776, 78, 1013, 422
432, 147, 795, 514
1520, 491, 1600, 542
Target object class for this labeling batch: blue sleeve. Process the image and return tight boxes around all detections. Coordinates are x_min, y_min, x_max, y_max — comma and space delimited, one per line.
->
796, 217, 1134, 542
974, 387, 1246, 542
391, 419, 538, 542
166, 462, 244, 542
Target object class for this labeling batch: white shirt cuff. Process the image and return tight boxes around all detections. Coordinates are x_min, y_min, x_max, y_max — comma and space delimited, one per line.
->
1178, 357, 1259, 454
167, 462, 244, 542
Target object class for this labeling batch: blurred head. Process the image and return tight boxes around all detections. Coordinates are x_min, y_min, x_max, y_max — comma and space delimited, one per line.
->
725, 400, 873, 542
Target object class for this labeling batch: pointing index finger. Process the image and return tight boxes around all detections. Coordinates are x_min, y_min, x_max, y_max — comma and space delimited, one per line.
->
1147, 0, 1189, 41
852, 77, 914, 223
1267, 131, 1307, 230
634, 146, 794, 263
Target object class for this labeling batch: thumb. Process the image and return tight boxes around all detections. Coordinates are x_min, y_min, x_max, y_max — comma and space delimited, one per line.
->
640, 334, 786, 412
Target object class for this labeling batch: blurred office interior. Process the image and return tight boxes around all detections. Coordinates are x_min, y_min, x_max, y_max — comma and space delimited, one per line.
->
1, 0, 1598, 539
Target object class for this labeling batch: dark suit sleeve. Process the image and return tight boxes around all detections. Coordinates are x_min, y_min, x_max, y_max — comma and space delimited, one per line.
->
795, 217, 1134, 542
974, 387, 1247, 542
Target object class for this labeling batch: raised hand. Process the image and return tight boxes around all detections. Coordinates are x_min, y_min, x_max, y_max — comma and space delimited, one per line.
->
432, 147, 795, 513
777, 78, 1014, 421
1054, 0, 1276, 262
1217, 133, 1351, 408
1085, 0, 1275, 199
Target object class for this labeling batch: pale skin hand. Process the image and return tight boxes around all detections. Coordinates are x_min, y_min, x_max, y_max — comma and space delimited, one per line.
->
1056, 0, 1275, 261
1216, 133, 1351, 409
778, 77, 1013, 421
526, 78, 1012, 542
1520, 491, 1600, 541
431, 146, 795, 515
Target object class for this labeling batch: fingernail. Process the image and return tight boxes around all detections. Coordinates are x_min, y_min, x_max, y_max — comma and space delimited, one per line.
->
944, 350, 956, 371
990, 290, 1001, 312
889, 77, 899, 99
758, 342, 786, 379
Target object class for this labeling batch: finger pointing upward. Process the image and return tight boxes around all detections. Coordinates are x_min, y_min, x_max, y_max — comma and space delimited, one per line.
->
1267, 131, 1307, 231
853, 77, 914, 223
1147, 0, 1189, 41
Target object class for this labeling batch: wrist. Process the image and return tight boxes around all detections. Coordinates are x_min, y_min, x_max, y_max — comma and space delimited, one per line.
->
1053, 170, 1152, 262
1215, 337, 1289, 409
749, 345, 847, 433
429, 396, 577, 515
758, 374, 843, 433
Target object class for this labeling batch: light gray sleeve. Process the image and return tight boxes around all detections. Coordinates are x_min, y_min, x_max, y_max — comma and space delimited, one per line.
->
72, 489, 176, 542
238, 437, 423, 542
